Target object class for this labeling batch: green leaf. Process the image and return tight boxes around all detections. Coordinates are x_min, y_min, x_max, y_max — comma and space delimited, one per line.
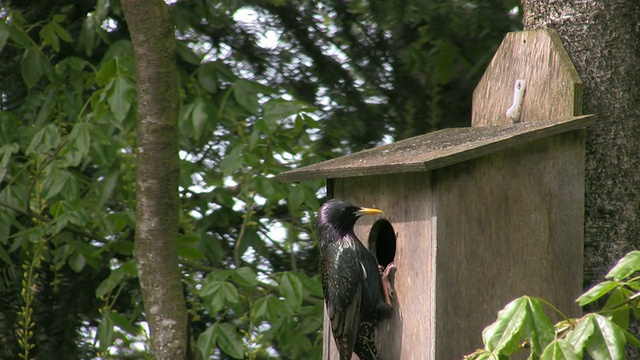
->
52, 21, 72, 42
231, 266, 257, 288
566, 315, 595, 353
191, 98, 215, 140
45, 166, 73, 200
577, 281, 618, 306
220, 145, 243, 177
606, 251, 640, 281
233, 79, 259, 115
251, 296, 269, 321
110, 312, 138, 335
521, 297, 554, 355
255, 176, 276, 199
0, 143, 19, 184
68, 251, 87, 272
40, 22, 60, 52
287, 185, 305, 214
540, 339, 579, 360
97, 312, 114, 350
69, 122, 91, 156
97, 58, 116, 86
200, 280, 239, 313
197, 325, 217, 359
587, 314, 626, 360
95, 261, 137, 298
603, 287, 631, 329
176, 40, 202, 65
197, 62, 219, 93
262, 99, 312, 132
107, 76, 133, 124
27, 124, 60, 154
279, 272, 303, 311
0, 246, 11, 265
21, 47, 51, 88
0, 23, 10, 53
482, 297, 529, 355
215, 323, 244, 359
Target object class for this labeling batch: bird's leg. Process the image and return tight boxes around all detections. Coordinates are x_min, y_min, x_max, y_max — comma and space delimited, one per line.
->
380, 262, 396, 306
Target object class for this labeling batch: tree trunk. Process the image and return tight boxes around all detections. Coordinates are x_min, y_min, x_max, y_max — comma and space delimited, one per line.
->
522, 1, 640, 287
121, 1, 188, 359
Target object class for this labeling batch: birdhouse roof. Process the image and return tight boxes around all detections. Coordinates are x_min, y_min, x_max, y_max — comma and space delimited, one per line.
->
276, 115, 593, 183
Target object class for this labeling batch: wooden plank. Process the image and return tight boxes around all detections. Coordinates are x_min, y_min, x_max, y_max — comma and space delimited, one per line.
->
326, 173, 436, 359
276, 115, 593, 183
433, 131, 584, 358
472, 29, 583, 127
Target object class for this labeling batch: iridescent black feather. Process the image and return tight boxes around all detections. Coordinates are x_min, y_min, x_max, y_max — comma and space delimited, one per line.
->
316, 199, 392, 360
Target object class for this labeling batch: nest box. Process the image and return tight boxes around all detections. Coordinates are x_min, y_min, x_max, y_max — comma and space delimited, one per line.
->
277, 29, 594, 359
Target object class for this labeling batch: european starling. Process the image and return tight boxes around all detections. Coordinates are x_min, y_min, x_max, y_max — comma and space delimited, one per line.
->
316, 199, 395, 360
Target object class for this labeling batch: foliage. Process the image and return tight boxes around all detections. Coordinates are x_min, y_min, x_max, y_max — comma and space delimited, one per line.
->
466, 251, 640, 360
0, 0, 518, 358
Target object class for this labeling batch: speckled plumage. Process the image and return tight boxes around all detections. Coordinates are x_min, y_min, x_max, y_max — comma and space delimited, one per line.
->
316, 199, 392, 360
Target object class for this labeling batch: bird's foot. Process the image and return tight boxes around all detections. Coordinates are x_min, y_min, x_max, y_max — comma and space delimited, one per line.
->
381, 262, 396, 306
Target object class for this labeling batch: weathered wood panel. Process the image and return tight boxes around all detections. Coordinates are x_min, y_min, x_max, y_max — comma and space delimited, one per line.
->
277, 115, 593, 183
472, 29, 583, 127
324, 173, 436, 359
433, 131, 585, 358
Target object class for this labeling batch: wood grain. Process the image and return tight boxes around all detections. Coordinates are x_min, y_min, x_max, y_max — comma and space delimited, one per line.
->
277, 115, 593, 183
472, 29, 583, 127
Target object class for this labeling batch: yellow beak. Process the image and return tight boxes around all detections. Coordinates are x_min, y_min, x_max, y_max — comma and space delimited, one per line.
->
355, 207, 383, 216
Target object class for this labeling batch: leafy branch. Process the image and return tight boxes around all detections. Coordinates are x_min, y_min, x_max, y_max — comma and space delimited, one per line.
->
466, 251, 640, 360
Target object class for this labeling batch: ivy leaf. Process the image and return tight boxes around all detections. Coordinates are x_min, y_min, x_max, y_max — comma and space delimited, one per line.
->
602, 287, 631, 329
566, 315, 595, 354
586, 314, 626, 360
540, 339, 579, 360
577, 280, 619, 306
606, 251, 640, 281
482, 297, 529, 355
279, 272, 303, 311
215, 323, 244, 359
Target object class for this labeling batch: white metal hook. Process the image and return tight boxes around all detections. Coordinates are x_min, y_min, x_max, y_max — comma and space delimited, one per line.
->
506, 79, 526, 123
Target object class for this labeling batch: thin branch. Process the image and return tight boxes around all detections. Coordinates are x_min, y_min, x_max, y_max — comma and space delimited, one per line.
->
234, 196, 255, 268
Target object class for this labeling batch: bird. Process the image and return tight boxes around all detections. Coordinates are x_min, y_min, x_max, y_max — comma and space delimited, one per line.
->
316, 199, 395, 360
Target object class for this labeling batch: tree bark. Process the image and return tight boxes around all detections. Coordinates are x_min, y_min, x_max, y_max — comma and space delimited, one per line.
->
121, 1, 188, 359
522, 1, 640, 287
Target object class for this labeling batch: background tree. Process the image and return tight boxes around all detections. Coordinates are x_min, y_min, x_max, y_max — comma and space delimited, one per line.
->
121, 0, 189, 358
0, 0, 520, 358
522, 0, 640, 291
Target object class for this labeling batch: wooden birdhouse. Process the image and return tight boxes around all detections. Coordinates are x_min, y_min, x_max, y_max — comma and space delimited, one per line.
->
277, 29, 593, 359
